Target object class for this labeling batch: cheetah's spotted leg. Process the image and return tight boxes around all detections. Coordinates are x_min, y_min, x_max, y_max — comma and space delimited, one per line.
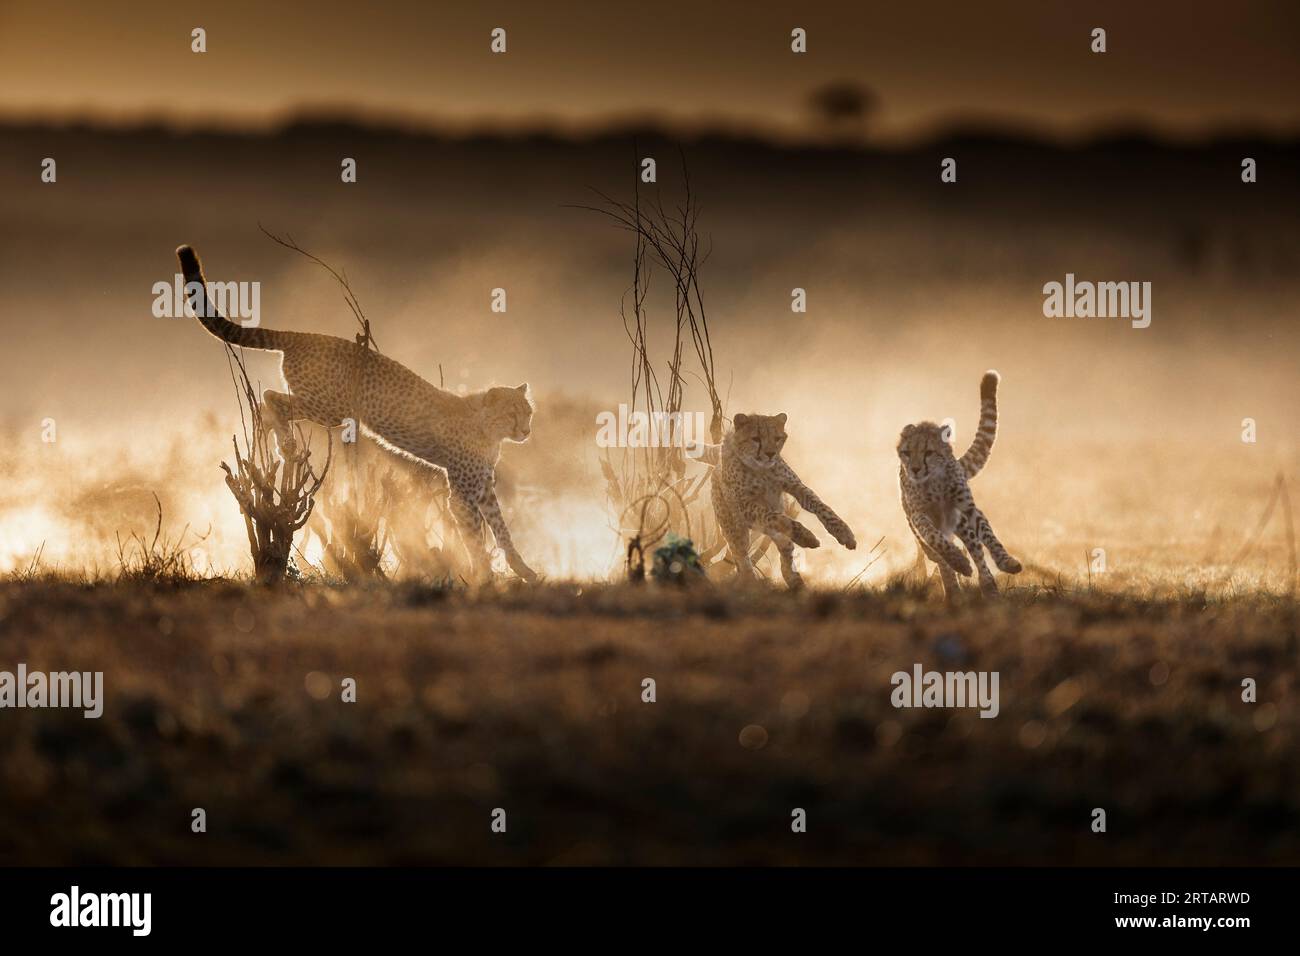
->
773, 534, 804, 590
262, 390, 304, 458
979, 516, 1022, 574
757, 510, 820, 550
263, 389, 342, 459
908, 511, 972, 578
956, 512, 998, 598
910, 524, 960, 599
447, 476, 493, 583
776, 464, 856, 550
479, 482, 538, 582
934, 555, 961, 600
718, 514, 756, 581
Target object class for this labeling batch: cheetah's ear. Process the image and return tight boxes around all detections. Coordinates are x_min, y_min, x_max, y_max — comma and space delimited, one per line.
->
901, 424, 916, 436
515, 383, 529, 394
775, 412, 787, 425
733, 413, 750, 428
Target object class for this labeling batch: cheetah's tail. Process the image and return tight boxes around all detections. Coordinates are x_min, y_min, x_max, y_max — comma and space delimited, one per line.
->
959, 370, 1000, 479
176, 245, 289, 351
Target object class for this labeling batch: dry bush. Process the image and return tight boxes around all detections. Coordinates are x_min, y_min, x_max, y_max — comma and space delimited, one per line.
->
577, 153, 743, 579
220, 350, 330, 584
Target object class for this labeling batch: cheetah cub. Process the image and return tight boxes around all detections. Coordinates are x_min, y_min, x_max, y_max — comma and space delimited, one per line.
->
707, 413, 856, 589
177, 245, 537, 583
897, 371, 1022, 600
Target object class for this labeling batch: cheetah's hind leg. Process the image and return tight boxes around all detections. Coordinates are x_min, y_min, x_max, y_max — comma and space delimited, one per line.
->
980, 517, 1023, 574
260, 390, 301, 458
956, 515, 999, 599
504, 550, 538, 583
774, 534, 804, 590
718, 518, 756, 582
262, 390, 342, 460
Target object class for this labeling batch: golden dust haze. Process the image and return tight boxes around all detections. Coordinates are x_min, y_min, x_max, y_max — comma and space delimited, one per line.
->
0, 2, 1297, 589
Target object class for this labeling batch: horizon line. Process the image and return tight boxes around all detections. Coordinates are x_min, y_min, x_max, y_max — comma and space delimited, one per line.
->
3, 104, 1298, 149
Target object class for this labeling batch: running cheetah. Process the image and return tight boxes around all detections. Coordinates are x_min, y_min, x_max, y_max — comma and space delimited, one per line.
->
706, 412, 856, 588
897, 370, 1022, 599
177, 244, 537, 582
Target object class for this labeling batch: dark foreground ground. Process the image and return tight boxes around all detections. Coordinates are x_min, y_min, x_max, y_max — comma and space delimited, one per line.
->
0, 580, 1295, 865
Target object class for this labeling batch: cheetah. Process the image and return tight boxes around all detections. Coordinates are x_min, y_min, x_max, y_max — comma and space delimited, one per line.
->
704, 413, 856, 589
897, 370, 1022, 600
176, 245, 537, 582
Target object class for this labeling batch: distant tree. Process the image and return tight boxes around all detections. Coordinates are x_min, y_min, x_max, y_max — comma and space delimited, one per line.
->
807, 81, 879, 131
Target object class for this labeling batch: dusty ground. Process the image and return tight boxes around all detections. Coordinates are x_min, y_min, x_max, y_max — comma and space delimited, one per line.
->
0, 578, 1294, 865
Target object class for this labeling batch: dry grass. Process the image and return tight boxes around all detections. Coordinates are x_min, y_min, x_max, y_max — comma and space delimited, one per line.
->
581, 158, 733, 579
0, 576, 1294, 865
114, 494, 208, 585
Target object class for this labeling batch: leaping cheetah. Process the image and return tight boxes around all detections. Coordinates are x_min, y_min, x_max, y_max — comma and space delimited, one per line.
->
177, 244, 537, 583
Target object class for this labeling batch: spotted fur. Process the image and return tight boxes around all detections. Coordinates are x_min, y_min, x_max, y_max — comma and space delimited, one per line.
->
897, 370, 1021, 599
708, 413, 856, 589
178, 245, 536, 582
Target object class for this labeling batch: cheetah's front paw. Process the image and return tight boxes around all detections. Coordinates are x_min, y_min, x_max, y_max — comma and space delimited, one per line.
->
507, 551, 539, 583
996, 554, 1023, 574
945, 549, 973, 577
789, 522, 820, 549
826, 519, 857, 550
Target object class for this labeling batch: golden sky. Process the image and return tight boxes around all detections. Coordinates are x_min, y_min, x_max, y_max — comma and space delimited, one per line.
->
1, 0, 1297, 138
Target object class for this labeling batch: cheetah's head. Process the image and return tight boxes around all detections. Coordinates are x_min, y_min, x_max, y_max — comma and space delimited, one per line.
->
897, 422, 954, 481
731, 412, 787, 470
484, 383, 534, 443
